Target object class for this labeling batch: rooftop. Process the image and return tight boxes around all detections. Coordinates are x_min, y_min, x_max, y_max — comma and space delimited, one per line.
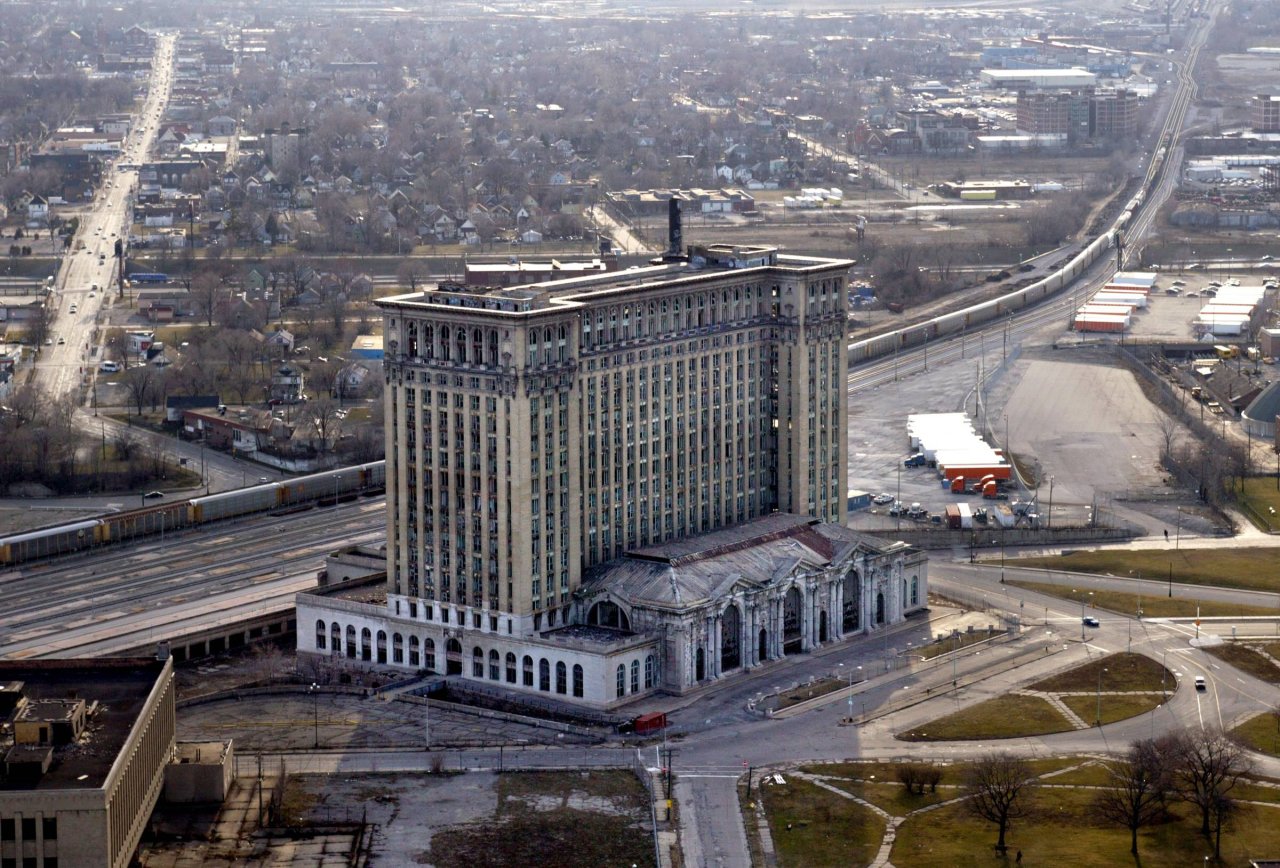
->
582, 514, 911, 610
378, 244, 851, 316
0, 659, 169, 792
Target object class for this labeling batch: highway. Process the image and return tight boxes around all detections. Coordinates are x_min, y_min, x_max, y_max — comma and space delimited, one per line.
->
36, 33, 177, 404
0, 494, 384, 659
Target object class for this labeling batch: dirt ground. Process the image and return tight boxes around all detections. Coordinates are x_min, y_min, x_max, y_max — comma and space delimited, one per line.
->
292, 770, 656, 868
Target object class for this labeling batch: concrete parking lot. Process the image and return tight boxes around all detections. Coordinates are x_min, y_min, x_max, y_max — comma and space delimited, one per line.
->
846, 306, 1205, 536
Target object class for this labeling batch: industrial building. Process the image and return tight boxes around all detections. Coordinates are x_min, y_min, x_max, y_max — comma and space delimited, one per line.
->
0, 659, 176, 868
299, 218, 928, 707
1252, 94, 1280, 134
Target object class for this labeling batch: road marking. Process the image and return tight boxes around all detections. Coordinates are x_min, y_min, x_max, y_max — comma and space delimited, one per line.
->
680, 774, 741, 779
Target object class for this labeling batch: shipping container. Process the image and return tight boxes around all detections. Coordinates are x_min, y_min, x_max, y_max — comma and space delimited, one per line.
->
945, 504, 962, 529
846, 490, 872, 511
960, 189, 997, 200
1074, 313, 1129, 333
941, 463, 1012, 481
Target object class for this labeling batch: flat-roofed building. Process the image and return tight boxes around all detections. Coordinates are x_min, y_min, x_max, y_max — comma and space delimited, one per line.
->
0, 659, 175, 868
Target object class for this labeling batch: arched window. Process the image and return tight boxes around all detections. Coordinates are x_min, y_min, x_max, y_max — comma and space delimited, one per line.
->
720, 605, 741, 671
523, 655, 534, 687
360, 628, 372, 661
488, 330, 498, 366
489, 649, 500, 680
345, 625, 356, 659
423, 324, 434, 359
455, 328, 467, 363
573, 664, 584, 698
407, 322, 418, 358
911, 575, 920, 607
555, 661, 567, 694
440, 326, 451, 361
376, 630, 387, 664
330, 623, 341, 655
630, 660, 640, 694
472, 647, 484, 678
644, 655, 656, 689
616, 664, 626, 698
539, 658, 551, 691
842, 570, 861, 632
425, 638, 436, 671
409, 635, 420, 668
472, 328, 483, 364
506, 652, 517, 683
392, 633, 404, 664
315, 620, 327, 650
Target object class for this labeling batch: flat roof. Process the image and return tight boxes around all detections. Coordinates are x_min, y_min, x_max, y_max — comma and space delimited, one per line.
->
0, 659, 168, 791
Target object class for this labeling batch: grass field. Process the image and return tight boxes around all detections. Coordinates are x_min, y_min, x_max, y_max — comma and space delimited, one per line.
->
890, 785, 1280, 867
897, 694, 1074, 742
1007, 580, 1280, 619
1230, 712, 1280, 758
1237, 477, 1280, 532
1009, 549, 1280, 594
1059, 692, 1164, 727
1203, 643, 1280, 685
758, 777, 884, 868
1029, 653, 1170, 693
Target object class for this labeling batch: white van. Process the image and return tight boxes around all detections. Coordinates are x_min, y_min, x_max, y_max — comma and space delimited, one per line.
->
99, 361, 120, 373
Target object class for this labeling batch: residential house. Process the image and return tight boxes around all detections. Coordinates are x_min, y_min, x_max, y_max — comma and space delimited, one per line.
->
26, 195, 48, 224
269, 365, 304, 404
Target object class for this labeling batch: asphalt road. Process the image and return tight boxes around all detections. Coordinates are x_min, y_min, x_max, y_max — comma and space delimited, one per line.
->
34, 34, 176, 404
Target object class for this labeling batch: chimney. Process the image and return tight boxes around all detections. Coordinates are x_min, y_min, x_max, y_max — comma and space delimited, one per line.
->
665, 197, 683, 261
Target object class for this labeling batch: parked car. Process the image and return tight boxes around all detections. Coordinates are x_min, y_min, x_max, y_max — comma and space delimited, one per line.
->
872, 493, 895, 505
888, 503, 906, 517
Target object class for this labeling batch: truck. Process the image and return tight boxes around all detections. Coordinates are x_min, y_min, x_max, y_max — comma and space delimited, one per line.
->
904, 453, 928, 467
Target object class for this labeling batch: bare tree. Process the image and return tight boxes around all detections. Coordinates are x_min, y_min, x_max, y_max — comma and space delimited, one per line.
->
25, 298, 53, 348
1094, 738, 1172, 855
122, 364, 158, 416
964, 753, 1037, 854
396, 257, 428, 291
191, 271, 227, 327
1165, 728, 1252, 849
302, 395, 344, 454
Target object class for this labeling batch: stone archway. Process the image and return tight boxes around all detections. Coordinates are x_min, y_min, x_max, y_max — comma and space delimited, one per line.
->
819, 610, 828, 643
446, 638, 463, 676
783, 587, 803, 655
842, 570, 860, 631
721, 605, 742, 672
759, 628, 768, 663
695, 646, 706, 681
876, 591, 886, 626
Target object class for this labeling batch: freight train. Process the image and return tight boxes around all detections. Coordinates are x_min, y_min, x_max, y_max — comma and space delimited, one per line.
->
0, 461, 385, 567
849, 213, 1138, 365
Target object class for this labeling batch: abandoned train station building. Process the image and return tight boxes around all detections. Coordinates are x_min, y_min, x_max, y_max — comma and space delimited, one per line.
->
298, 230, 927, 708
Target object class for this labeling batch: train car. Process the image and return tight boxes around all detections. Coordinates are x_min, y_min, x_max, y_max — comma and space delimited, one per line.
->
101, 501, 190, 544
0, 519, 104, 565
363, 460, 386, 490
189, 483, 282, 523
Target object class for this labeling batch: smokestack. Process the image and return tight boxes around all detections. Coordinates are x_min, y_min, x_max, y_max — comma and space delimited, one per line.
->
666, 197, 683, 259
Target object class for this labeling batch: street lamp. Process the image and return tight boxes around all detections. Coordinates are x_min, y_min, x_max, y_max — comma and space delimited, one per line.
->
1096, 666, 1108, 726
1075, 589, 1086, 641
333, 474, 341, 508
309, 682, 319, 749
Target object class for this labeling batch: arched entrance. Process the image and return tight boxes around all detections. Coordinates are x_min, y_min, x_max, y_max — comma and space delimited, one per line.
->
819, 610, 828, 643
758, 628, 768, 663
842, 570, 860, 632
783, 587, 803, 655
695, 646, 706, 681
587, 600, 631, 631
875, 591, 886, 626
446, 638, 463, 676
721, 605, 742, 671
